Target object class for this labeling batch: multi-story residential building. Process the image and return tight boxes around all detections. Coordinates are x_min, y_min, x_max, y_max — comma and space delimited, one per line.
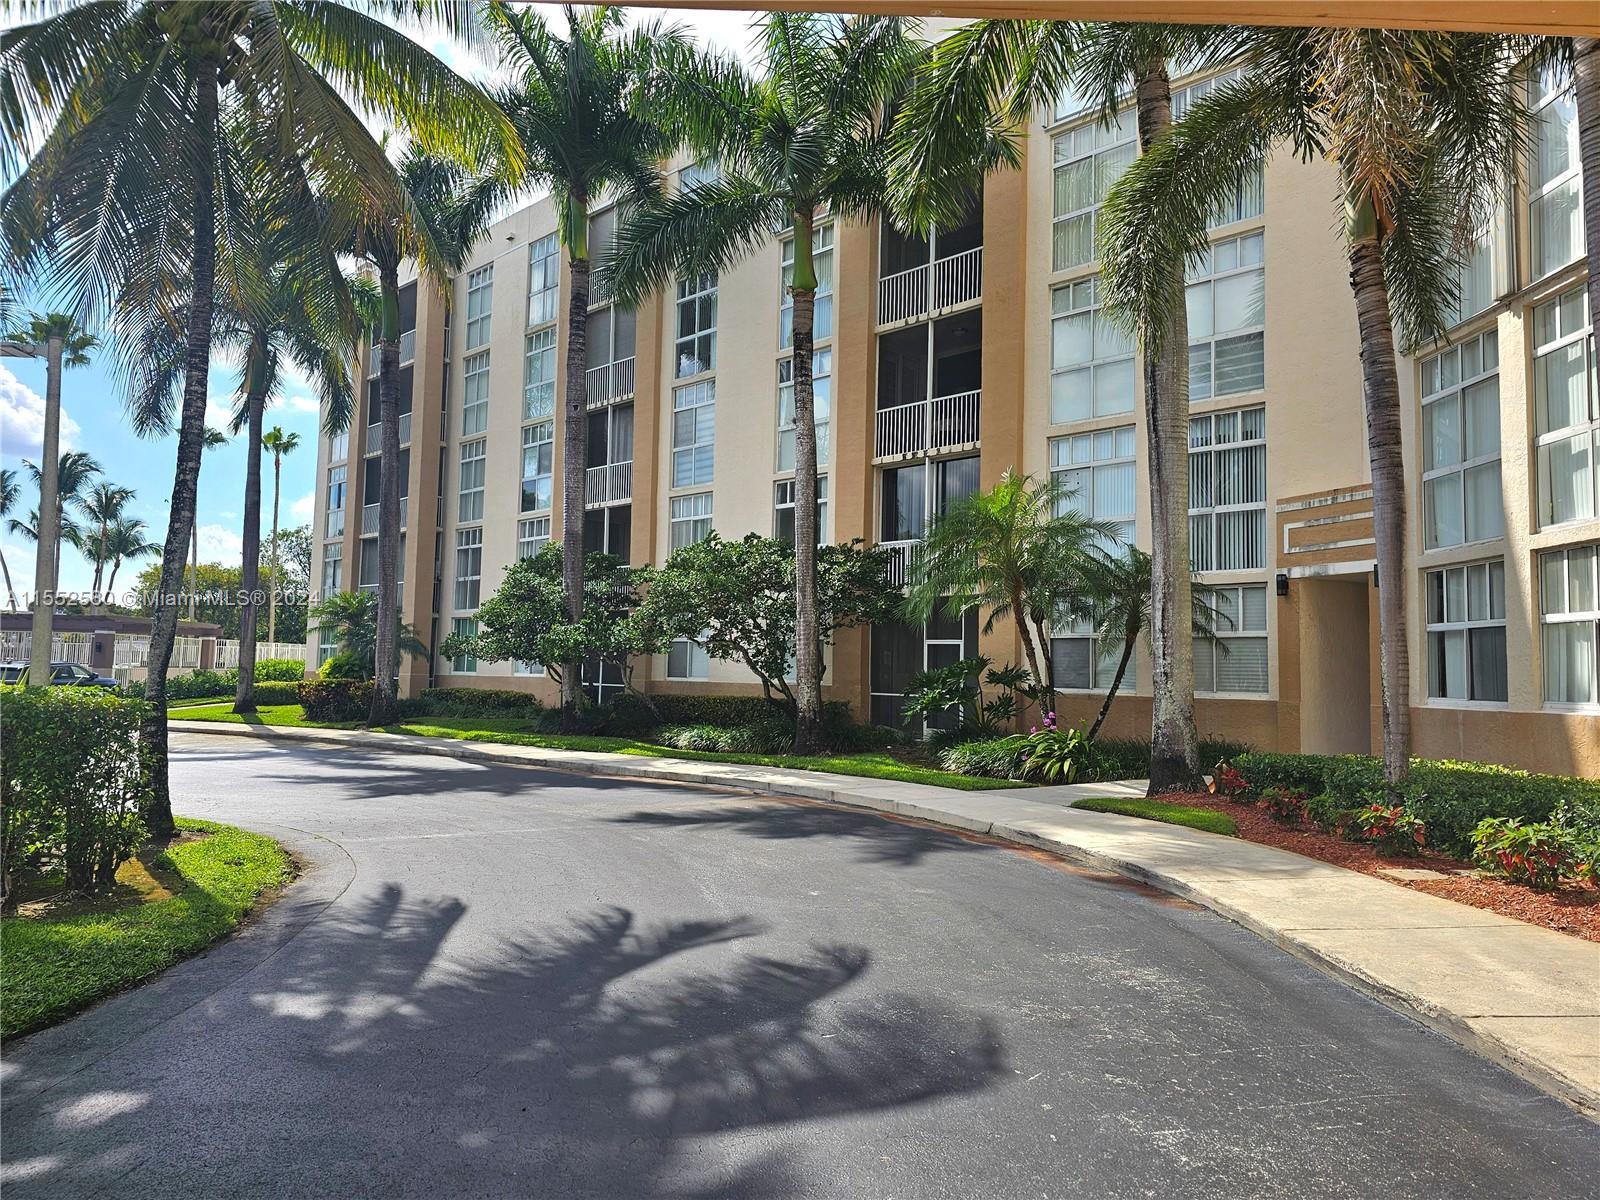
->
308, 61, 1598, 777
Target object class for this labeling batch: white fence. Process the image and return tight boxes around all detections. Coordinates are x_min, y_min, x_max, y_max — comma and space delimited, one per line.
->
215, 640, 307, 669
114, 634, 151, 668
586, 357, 636, 407
874, 390, 982, 460
0, 631, 93, 665
584, 460, 633, 507
879, 540, 921, 589
877, 246, 983, 326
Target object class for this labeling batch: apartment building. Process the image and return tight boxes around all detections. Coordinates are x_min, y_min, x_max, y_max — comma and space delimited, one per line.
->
308, 61, 1599, 777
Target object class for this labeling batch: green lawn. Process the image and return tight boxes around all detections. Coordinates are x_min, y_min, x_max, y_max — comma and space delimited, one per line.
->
1071, 796, 1238, 837
172, 703, 1022, 791
1, 819, 292, 1038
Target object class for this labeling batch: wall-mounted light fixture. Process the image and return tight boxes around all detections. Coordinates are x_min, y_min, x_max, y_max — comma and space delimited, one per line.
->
1275, 572, 1289, 598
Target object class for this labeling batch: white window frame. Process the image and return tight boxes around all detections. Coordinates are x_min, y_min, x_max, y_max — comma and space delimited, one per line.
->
1539, 544, 1599, 708
1050, 276, 1135, 424
667, 636, 711, 680
523, 328, 556, 420
1529, 64, 1583, 281
521, 420, 554, 514
464, 264, 494, 350
454, 527, 483, 612
462, 350, 490, 436
450, 617, 478, 674
1050, 109, 1136, 272
329, 430, 349, 463
527, 234, 559, 328
1187, 230, 1265, 400
672, 379, 715, 488
1051, 610, 1132, 693
1425, 559, 1507, 704
517, 515, 551, 559
1188, 405, 1267, 573
320, 541, 343, 599
777, 349, 832, 471
675, 273, 717, 379
325, 464, 346, 539
781, 223, 834, 349
1421, 329, 1503, 550
458, 438, 486, 523
670, 492, 713, 551
1049, 425, 1136, 547
1533, 285, 1598, 529
774, 476, 829, 544
1197, 582, 1269, 695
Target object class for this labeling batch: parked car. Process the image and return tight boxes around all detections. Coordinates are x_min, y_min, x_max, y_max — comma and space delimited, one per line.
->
0, 661, 119, 688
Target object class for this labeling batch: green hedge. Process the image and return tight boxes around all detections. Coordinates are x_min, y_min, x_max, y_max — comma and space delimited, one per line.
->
254, 658, 307, 682
652, 723, 790, 754
396, 688, 548, 720
606, 692, 894, 750
297, 679, 373, 722
939, 738, 1030, 779
124, 658, 308, 701
1, 686, 149, 899
246, 681, 302, 706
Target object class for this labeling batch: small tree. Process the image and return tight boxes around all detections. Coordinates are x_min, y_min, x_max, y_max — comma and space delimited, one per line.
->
308, 590, 426, 683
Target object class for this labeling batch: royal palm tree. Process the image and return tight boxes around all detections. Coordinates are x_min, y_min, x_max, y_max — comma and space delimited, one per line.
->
3, 0, 514, 833
1100, 29, 1527, 788
608, 12, 931, 752
260, 426, 301, 647
23, 450, 101, 583
81, 480, 135, 604
0, 468, 21, 611
180, 426, 230, 622
103, 516, 160, 597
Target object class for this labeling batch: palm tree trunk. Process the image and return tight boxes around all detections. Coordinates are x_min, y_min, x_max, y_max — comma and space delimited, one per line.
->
92, 522, 107, 605
1088, 630, 1138, 743
1575, 38, 1600, 334
0, 547, 17, 612
1029, 613, 1059, 718
188, 521, 198, 621
1135, 59, 1200, 795
789, 208, 825, 754
368, 259, 403, 726
26, 336, 62, 687
559, 234, 592, 732
268, 449, 281, 646
106, 558, 121, 595
1010, 584, 1049, 717
1346, 216, 1411, 788
234, 376, 266, 713
142, 53, 220, 839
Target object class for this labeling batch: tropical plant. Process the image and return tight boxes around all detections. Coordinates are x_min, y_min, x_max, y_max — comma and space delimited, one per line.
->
308, 590, 426, 681
102, 516, 159, 596
0, 468, 21, 611
1471, 817, 1593, 890
901, 655, 1038, 736
483, 3, 688, 732
1010, 712, 1089, 783
1099, 29, 1528, 790
258, 425, 300, 646
1350, 801, 1426, 857
22, 450, 101, 583
182, 426, 229, 621
78, 480, 135, 605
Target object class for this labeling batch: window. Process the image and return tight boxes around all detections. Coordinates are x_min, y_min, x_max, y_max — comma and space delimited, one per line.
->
1170, 69, 1265, 229
462, 351, 490, 435
777, 350, 832, 471
1052, 610, 1131, 692
514, 658, 546, 677
524, 328, 556, 420
521, 421, 553, 513
672, 380, 715, 487
527, 234, 559, 327
1050, 425, 1136, 546
1189, 406, 1267, 571
464, 265, 493, 350
1051, 109, 1136, 271
880, 457, 980, 543
675, 273, 717, 378
320, 542, 343, 599
774, 476, 829, 544
454, 527, 483, 611
678, 158, 720, 190
869, 608, 979, 729
1187, 231, 1265, 399
458, 439, 486, 522
517, 515, 550, 559
1197, 583, 1268, 693
318, 626, 339, 668
1541, 544, 1598, 705
1422, 330, 1502, 549
325, 465, 346, 538
1426, 560, 1507, 702
1445, 222, 1504, 329
1529, 64, 1583, 280
1050, 277, 1134, 423
329, 430, 349, 462
450, 617, 478, 673
781, 224, 834, 347
1533, 286, 1598, 527
667, 637, 710, 679
670, 492, 713, 550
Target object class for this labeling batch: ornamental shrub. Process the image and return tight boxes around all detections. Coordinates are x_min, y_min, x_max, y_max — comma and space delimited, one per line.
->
652, 724, 787, 754
1471, 818, 1593, 890
318, 651, 368, 680
939, 737, 1030, 780
1, 686, 149, 902
396, 688, 547, 720
297, 679, 374, 722
1350, 802, 1426, 856
1306, 792, 1359, 835
247, 682, 303, 706
254, 658, 308, 682
1261, 786, 1308, 825
1011, 714, 1087, 783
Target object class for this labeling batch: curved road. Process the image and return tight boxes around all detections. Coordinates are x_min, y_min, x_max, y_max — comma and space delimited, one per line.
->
3, 736, 1595, 1198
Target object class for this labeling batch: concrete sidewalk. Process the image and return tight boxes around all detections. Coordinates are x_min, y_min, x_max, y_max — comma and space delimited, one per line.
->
172, 718, 1600, 1116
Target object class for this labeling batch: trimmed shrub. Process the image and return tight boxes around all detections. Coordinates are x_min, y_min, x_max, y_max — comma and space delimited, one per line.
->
652, 723, 787, 754
1, 686, 149, 901
939, 737, 1030, 780
1349, 802, 1426, 856
254, 658, 308, 682
245, 681, 302, 706
297, 679, 374, 722
318, 652, 368, 680
1261, 786, 1308, 825
396, 688, 547, 720
1471, 818, 1593, 890
121, 659, 308, 702
1306, 792, 1359, 835
1232, 752, 1352, 798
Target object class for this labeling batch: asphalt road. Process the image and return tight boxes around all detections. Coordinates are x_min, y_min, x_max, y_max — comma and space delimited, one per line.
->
3, 737, 1596, 1199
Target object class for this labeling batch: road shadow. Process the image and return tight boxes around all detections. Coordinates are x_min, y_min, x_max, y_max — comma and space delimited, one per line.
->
4, 890, 1007, 1198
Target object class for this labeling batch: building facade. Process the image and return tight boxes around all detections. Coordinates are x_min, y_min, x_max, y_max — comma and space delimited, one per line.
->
309, 62, 1599, 777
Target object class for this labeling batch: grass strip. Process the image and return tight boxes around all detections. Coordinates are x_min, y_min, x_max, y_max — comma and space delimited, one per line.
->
1071, 796, 1238, 837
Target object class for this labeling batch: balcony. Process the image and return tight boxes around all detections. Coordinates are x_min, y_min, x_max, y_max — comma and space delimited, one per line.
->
877, 246, 982, 326
365, 328, 417, 376
584, 460, 633, 507
585, 357, 636, 408
874, 390, 981, 461
878, 539, 921, 589
365, 410, 412, 448
361, 502, 409, 535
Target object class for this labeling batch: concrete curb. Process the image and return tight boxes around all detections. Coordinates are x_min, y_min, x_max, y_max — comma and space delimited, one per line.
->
171, 718, 1600, 1117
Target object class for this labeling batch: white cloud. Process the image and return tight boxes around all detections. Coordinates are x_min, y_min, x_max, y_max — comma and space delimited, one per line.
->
197, 523, 243, 566
283, 392, 321, 415
0, 363, 81, 460
290, 491, 314, 521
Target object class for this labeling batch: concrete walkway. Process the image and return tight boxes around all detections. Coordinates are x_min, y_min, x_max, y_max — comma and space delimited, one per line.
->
171, 718, 1600, 1116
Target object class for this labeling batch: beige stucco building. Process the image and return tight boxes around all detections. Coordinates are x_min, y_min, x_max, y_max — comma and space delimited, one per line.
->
308, 61, 1599, 777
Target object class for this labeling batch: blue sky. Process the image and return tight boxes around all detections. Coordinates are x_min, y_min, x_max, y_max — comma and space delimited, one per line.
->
1, 5, 758, 601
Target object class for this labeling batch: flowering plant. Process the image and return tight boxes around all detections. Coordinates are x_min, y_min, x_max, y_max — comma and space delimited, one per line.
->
1014, 711, 1088, 784
1351, 802, 1425, 856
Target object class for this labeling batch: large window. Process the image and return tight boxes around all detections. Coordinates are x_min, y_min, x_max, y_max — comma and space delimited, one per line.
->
524, 328, 556, 420
450, 617, 478, 673
672, 380, 715, 487
1422, 330, 1502, 549
521, 421, 553, 513
464, 264, 493, 350
667, 637, 710, 680
675, 273, 717, 378
320, 542, 342, 599
1050, 425, 1136, 546
1541, 544, 1598, 705
1187, 231, 1265, 400
781, 224, 834, 348
1189, 406, 1266, 572
517, 515, 550, 559
670, 492, 713, 550
329, 430, 349, 462
1050, 277, 1134, 423
777, 350, 832, 471
458, 438, 486, 522
1529, 64, 1583, 280
325, 465, 346, 538
880, 456, 981, 542
1534, 286, 1597, 528
1197, 583, 1268, 694
1445, 222, 1504, 329
454, 527, 483, 611
1426, 559, 1507, 702
1051, 109, 1136, 271
1052, 610, 1131, 692
462, 351, 490, 435
527, 234, 559, 327
774, 476, 828, 544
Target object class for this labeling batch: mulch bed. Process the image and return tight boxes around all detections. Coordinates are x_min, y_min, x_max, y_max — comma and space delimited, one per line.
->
1164, 792, 1600, 944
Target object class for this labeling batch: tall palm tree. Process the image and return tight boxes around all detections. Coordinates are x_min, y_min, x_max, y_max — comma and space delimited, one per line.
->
81, 480, 135, 604
23, 450, 101, 582
103, 516, 160, 597
260, 425, 301, 646
0, 468, 21, 611
892, 21, 1233, 790
184, 426, 229, 621
608, 12, 930, 753
3, 0, 514, 834
1100, 29, 1527, 788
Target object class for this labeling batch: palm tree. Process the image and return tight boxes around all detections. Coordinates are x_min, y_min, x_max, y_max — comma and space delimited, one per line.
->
892, 21, 1234, 791
608, 12, 931, 753
183, 426, 230, 622
3, 0, 514, 834
903, 471, 1114, 717
259, 426, 301, 647
23, 451, 101, 582
80, 480, 135, 605
1099, 29, 1527, 789
103, 516, 160, 597
309, 589, 427, 679
0, 468, 21, 611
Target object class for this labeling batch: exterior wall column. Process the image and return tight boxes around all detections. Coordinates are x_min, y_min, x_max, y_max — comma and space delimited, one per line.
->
398, 281, 449, 699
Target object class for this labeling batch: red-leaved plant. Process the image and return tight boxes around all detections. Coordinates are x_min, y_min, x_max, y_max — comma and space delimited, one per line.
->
1261, 786, 1308, 825
1351, 802, 1425, 857
1212, 761, 1249, 801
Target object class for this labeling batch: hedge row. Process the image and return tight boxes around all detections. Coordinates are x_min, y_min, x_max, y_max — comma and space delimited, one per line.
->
124, 658, 307, 701
394, 687, 548, 720
944, 735, 1254, 783
298, 679, 374, 722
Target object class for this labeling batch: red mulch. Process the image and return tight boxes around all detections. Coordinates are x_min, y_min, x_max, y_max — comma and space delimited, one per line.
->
1165, 792, 1600, 944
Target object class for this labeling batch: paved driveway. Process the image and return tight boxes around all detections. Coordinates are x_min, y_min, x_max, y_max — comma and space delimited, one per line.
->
3, 736, 1595, 1199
